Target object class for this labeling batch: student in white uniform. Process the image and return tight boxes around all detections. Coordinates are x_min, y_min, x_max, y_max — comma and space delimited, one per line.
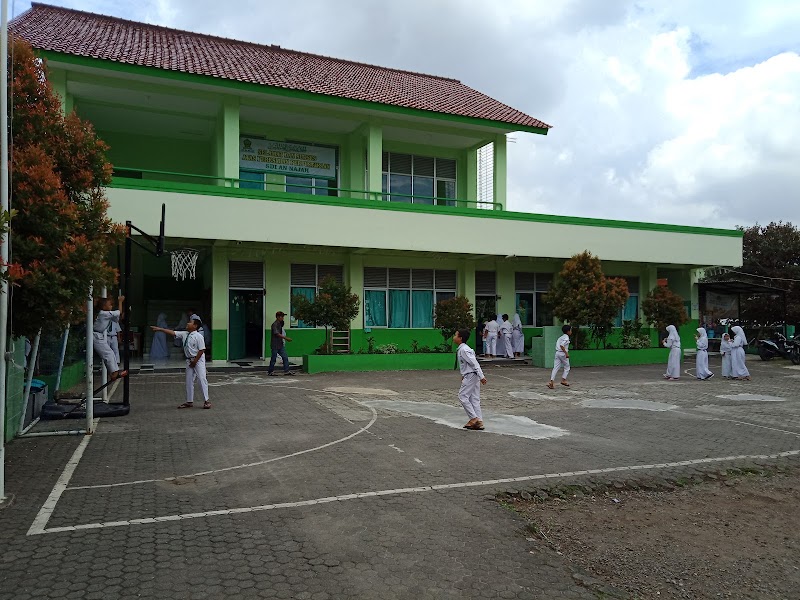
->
149, 313, 171, 362
485, 316, 499, 358
109, 319, 122, 366
511, 313, 524, 357
151, 314, 211, 409
695, 327, 714, 380
499, 314, 513, 358
480, 319, 489, 357
730, 325, 751, 380
93, 296, 127, 381
547, 325, 572, 389
454, 328, 487, 430
720, 333, 732, 378
662, 324, 681, 380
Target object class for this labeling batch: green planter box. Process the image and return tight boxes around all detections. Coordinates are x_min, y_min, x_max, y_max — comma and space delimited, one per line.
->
304, 353, 457, 374
567, 347, 680, 367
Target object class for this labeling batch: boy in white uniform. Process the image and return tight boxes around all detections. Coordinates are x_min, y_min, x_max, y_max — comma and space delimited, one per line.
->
547, 325, 572, 389
485, 317, 499, 358
93, 296, 127, 381
499, 314, 513, 358
454, 328, 487, 430
151, 315, 211, 409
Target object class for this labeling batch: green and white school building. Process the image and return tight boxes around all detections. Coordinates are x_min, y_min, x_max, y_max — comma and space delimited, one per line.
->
13, 4, 743, 362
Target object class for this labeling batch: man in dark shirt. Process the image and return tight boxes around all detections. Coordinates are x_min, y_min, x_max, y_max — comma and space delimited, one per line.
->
268, 311, 294, 376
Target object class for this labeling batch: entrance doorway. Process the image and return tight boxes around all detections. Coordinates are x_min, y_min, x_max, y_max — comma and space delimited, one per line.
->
229, 290, 264, 360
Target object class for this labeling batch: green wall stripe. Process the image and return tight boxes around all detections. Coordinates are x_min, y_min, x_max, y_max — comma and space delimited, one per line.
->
110, 178, 742, 238
39, 51, 549, 135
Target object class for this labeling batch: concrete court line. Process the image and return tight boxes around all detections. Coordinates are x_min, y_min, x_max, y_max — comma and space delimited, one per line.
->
33, 448, 800, 536
67, 399, 379, 491
27, 420, 100, 536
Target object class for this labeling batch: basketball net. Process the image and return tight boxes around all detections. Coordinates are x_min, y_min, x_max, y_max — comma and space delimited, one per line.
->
170, 248, 199, 281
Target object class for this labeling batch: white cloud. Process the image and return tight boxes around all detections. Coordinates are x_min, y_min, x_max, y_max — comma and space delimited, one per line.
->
15, 0, 800, 228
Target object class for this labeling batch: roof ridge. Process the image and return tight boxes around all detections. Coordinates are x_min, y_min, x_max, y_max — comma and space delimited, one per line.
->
26, 2, 462, 84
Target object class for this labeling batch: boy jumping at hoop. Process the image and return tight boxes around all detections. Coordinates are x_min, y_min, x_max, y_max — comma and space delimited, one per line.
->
151, 314, 211, 409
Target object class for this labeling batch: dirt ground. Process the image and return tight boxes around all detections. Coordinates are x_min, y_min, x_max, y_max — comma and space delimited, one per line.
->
510, 466, 800, 599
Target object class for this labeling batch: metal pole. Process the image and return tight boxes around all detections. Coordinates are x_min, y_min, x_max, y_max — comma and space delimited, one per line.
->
123, 224, 131, 407
18, 329, 41, 434
54, 325, 70, 394
100, 287, 107, 402
0, 0, 11, 503
86, 286, 93, 434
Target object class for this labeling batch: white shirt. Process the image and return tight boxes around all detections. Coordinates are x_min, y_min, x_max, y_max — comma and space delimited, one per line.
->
500, 320, 512, 336
94, 310, 120, 333
175, 330, 206, 360
485, 320, 499, 335
555, 334, 570, 354
457, 343, 485, 379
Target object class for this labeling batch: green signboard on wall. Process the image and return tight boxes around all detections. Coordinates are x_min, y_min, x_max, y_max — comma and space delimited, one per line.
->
239, 138, 337, 179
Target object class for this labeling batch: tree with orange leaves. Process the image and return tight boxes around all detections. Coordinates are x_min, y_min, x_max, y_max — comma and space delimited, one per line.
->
545, 251, 629, 349
8, 38, 122, 338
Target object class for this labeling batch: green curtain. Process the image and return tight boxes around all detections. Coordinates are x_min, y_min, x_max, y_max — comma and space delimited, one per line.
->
412, 290, 434, 328
365, 290, 387, 327
623, 296, 639, 321
292, 287, 315, 328
389, 290, 410, 328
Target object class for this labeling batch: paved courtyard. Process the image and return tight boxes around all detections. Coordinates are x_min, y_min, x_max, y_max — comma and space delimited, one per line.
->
2, 355, 799, 599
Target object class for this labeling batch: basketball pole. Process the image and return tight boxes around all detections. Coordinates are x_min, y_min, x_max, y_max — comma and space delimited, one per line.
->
122, 204, 166, 408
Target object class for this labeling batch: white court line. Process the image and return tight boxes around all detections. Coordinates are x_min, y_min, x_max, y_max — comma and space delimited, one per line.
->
33, 448, 800, 535
705, 418, 800, 437
68, 403, 378, 491
27, 420, 100, 536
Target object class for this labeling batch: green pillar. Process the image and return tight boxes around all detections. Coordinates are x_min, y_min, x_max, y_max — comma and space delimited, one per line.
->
366, 123, 382, 200
211, 245, 229, 361
216, 97, 240, 183
459, 261, 476, 315
347, 253, 364, 328
265, 257, 290, 342
466, 145, 479, 207
496, 261, 514, 319
348, 128, 366, 198
493, 134, 507, 210
49, 68, 73, 115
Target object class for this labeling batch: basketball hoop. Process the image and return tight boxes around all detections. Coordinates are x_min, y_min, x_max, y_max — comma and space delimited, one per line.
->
170, 248, 199, 281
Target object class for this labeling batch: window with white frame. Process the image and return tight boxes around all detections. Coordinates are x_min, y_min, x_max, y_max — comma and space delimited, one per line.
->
290, 264, 345, 328
380, 152, 457, 206
363, 267, 457, 328
612, 276, 640, 326
514, 272, 554, 327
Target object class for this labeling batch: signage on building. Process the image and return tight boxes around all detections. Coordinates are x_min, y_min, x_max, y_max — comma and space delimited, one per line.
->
239, 138, 336, 179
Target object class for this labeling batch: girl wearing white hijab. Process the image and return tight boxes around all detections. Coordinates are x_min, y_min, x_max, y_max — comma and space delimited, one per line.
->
149, 312, 171, 361
511, 313, 524, 357
720, 333, 733, 378
730, 326, 751, 380
662, 325, 681, 380
695, 327, 714, 380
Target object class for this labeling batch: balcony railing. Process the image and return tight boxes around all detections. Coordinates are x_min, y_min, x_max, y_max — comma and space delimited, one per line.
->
110, 167, 503, 211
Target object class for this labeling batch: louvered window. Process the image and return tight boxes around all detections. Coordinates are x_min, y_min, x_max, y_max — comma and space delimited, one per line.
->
475, 271, 496, 296
364, 267, 459, 329
381, 152, 457, 206
229, 261, 264, 289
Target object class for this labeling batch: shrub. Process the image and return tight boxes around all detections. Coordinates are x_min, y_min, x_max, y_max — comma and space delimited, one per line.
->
641, 286, 688, 333
620, 319, 651, 349
376, 343, 399, 354
293, 276, 360, 353
434, 296, 476, 349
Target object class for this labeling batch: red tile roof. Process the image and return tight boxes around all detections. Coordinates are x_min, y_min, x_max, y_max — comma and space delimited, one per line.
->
10, 3, 551, 133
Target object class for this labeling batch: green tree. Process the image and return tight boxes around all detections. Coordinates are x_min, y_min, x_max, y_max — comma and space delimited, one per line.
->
545, 251, 629, 349
292, 276, 359, 353
9, 38, 122, 338
434, 296, 476, 349
738, 222, 800, 325
641, 286, 688, 333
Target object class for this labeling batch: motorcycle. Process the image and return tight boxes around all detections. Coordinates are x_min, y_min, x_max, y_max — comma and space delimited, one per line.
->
757, 332, 800, 364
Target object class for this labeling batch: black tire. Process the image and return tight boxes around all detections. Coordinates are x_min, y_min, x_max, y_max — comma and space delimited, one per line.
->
758, 345, 773, 361
792, 348, 800, 366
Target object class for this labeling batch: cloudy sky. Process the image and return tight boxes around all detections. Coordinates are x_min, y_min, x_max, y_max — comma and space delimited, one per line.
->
14, 0, 800, 229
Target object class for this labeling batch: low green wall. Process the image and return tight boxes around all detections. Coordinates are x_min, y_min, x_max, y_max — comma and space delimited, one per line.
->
304, 353, 457, 374
38, 361, 87, 399
567, 347, 678, 367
